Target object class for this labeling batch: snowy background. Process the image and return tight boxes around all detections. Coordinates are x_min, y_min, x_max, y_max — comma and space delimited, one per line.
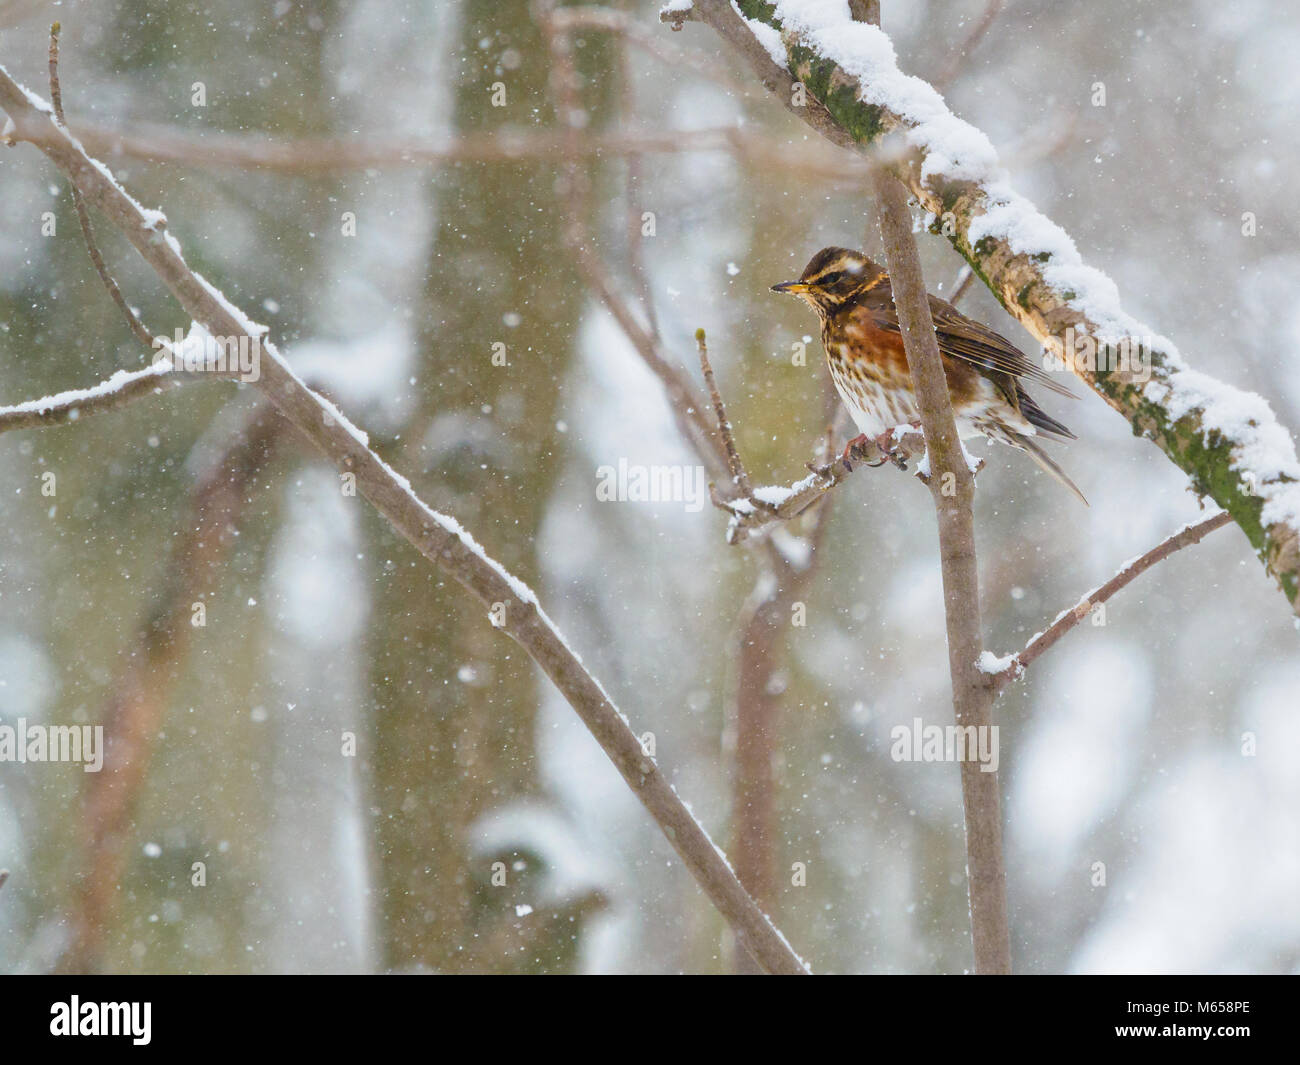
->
0, 0, 1296, 973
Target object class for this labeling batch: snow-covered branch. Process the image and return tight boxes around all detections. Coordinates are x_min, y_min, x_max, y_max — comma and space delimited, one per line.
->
0, 60, 808, 977
670, 0, 1300, 616
0, 362, 182, 433
711, 430, 924, 542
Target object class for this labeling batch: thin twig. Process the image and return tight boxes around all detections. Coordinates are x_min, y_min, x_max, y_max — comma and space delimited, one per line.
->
617, 34, 660, 342
713, 429, 927, 543
932, 0, 1005, 90
540, 15, 808, 968
66, 122, 866, 182
688, 329, 839, 971
990, 510, 1233, 691
550, 3, 753, 97
0, 58, 808, 977
696, 328, 753, 497
0, 363, 183, 434
543, 8, 835, 971
660, 2, 865, 155
948, 265, 975, 306
542, 5, 731, 480
48, 23, 156, 349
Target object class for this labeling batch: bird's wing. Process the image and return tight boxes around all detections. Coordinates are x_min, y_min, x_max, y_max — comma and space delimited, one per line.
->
858, 284, 1076, 398
926, 294, 1077, 398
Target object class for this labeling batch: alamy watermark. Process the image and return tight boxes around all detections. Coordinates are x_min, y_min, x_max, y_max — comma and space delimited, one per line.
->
152, 326, 261, 383
50, 996, 151, 1045
0, 719, 104, 772
595, 459, 709, 513
1043, 327, 1153, 383
890, 716, 999, 773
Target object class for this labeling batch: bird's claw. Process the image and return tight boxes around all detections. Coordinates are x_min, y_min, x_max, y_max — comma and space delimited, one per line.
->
874, 429, 909, 472
839, 431, 910, 472
840, 433, 870, 471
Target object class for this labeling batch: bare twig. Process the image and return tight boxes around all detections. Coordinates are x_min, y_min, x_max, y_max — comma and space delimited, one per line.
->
64, 121, 864, 182
0, 59, 807, 977
550, 3, 753, 97
538, 15, 810, 972
545, 9, 841, 969
727, 463, 837, 976
689, 326, 841, 972
714, 429, 927, 543
696, 328, 753, 498
990, 511, 1233, 691
948, 265, 975, 307
660, 2, 865, 156
616, 34, 660, 342
48, 24, 155, 349
542, 6, 731, 480
932, 0, 1005, 90
539, 13, 807, 972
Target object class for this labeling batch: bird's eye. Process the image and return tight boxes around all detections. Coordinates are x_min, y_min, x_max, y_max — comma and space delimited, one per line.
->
819, 270, 846, 286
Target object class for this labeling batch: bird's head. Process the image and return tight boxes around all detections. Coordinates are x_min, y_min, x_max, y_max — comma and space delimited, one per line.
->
770, 247, 887, 316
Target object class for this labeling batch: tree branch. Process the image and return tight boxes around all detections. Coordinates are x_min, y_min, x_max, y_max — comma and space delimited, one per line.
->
61, 121, 865, 182
709, 429, 924, 543
542, 11, 731, 481
987, 510, 1233, 691
688, 336, 840, 971
874, 146, 1010, 974
0, 363, 184, 433
854, 0, 1010, 975
696, 328, 753, 497
931, 0, 1004, 90
48, 22, 155, 349
0, 60, 808, 977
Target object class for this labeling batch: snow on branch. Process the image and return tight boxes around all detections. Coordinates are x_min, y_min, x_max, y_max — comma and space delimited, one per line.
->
671, 0, 1300, 615
0, 58, 807, 976
0, 362, 186, 433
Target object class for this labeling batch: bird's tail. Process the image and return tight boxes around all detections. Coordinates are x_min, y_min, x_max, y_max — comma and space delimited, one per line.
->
1009, 431, 1089, 506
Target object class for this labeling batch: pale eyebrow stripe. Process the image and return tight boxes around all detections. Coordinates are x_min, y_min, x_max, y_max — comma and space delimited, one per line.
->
806, 264, 849, 282
806, 264, 884, 289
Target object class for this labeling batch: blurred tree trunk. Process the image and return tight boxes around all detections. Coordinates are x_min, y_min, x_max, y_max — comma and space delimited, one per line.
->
367, 0, 614, 973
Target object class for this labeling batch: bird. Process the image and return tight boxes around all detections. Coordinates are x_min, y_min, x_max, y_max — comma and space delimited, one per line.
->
771, 246, 1087, 505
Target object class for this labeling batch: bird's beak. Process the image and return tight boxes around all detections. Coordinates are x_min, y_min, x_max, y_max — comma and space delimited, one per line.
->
770, 280, 809, 295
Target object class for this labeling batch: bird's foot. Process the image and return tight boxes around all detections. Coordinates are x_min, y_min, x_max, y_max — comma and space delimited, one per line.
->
840, 433, 874, 470
875, 429, 909, 471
